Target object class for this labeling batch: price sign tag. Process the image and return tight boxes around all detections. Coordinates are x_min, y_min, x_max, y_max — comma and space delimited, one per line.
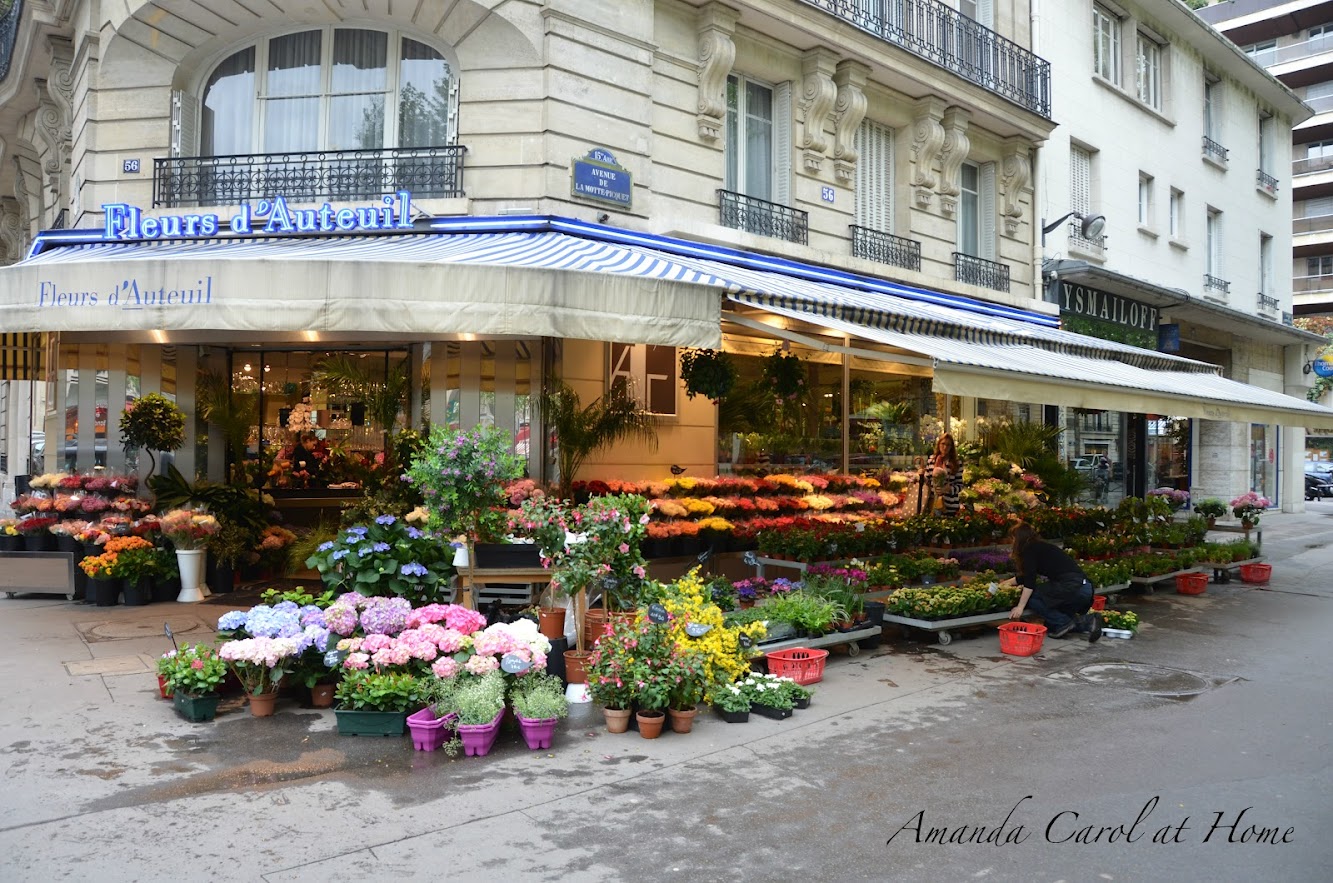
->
501, 653, 532, 674
647, 603, 670, 624
685, 622, 712, 638
742, 551, 758, 567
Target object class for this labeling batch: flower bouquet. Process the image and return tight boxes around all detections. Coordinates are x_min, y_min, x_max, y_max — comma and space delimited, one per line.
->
160, 509, 220, 550
16, 515, 57, 535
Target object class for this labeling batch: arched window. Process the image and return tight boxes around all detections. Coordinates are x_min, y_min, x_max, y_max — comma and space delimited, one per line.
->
199, 28, 455, 156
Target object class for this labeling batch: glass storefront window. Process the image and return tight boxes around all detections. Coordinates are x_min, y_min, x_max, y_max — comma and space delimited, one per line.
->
1146, 416, 1190, 492
1250, 424, 1277, 503
1063, 407, 1127, 506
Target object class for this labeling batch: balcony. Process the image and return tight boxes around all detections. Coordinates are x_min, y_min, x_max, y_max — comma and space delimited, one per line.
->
1257, 292, 1280, 316
850, 225, 922, 271
1203, 274, 1231, 298
1202, 136, 1229, 164
797, 0, 1051, 118
152, 146, 467, 209
1256, 169, 1279, 195
1295, 274, 1333, 294
718, 190, 809, 245
1293, 155, 1333, 175
1068, 219, 1106, 256
953, 252, 1010, 292
1294, 214, 1333, 235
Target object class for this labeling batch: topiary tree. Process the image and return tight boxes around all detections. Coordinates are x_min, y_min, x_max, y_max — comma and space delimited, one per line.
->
119, 392, 186, 476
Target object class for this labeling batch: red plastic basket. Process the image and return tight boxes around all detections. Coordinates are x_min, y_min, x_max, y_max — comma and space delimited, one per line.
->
1175, 572, 1209, 595
997, 622, 1047, 656
765, 648, 829, 685
1238, 563, 1272, 585
1091, 595, 1107, 611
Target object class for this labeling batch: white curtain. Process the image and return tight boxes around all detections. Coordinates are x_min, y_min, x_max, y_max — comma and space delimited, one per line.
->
398, 38, 452, 148
202, 47, 255, 156
329, 29, 388, 150
264, 30, 322, 153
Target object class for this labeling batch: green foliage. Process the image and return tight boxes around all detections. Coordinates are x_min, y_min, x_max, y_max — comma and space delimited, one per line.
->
259, 585, 338, 609
119, 393, 186, 473
339, 428, 428, 524
510, 673, 569, 721
757, 591, 840, 635
334, 670, 423, 713
1063, 314, 1156, 350
1193, 499, 1227, 518
196, 370, 258, 474
449, 670, 506, 725
711, 681, 752, 712
208, 521, 253, 569
679, 348, 738, 403
885, 581, 1022, 619
1099, 609, 1140, 632
147, 465, 270, 535
162, 644, 227, 697
405, 424, 523, 540
1080, 558, 1132, 589
110, 546, 159, 582
541, 378, 658, 499
739, 673, 795, 710
304, 515, 453, 604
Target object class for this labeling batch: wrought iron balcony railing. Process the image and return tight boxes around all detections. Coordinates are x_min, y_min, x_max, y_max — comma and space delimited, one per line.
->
799, 0, 1051, 117
953, 252, 1010, 292
1203, 274, 1231, 295
0, 1, 21, 83
1257, 292, 1280, 313
51, 209, 67, 230
1256, 169, 1279, 194
1068, 219, 1106, 254
153, 145, 466, 208
718, 190, 809, 245
1202, 136, 1229, 164
850, 225, 922, 271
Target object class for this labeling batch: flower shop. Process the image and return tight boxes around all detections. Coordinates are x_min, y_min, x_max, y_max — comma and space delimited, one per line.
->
141, 419, 1275, 755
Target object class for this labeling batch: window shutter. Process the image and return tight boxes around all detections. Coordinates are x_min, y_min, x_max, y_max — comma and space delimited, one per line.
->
977, 0, 994, 27
854, 120, 894, 230
171, 90, 199, 157
980, 161, 996, 261
773, 80, 793, 207
1070, 146, 1091, 216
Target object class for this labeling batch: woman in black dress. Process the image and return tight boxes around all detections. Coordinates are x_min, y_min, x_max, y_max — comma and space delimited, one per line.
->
1000, 522, 1102, 641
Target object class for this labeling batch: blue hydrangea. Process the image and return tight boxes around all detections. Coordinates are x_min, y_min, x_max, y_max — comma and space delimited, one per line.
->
375, 514, 396, 525
273, 600, 299, 613
332, 549, 348, 560
400, 562, 428, 578
317, 541, 335, 552
345, 526, 369, 537
372, 542, 390, 553
217, 610, 248, 631
356, 545, 373, 557
405, 527, 422, 540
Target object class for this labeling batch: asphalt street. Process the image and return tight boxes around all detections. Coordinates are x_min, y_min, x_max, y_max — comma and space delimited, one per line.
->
1, 509, 1330, 882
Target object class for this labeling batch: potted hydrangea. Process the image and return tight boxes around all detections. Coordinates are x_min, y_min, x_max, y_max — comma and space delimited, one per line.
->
1230, 492, 1272, 530
218, 636, 300, 718
1193, 498, 1227, 529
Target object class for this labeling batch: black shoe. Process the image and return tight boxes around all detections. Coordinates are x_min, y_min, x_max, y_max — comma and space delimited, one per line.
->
1087, 614, 1103, 644
1048, 621, 1075, 639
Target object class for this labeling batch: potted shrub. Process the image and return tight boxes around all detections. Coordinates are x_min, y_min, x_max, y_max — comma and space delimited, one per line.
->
206, 522, 249, 595
333, 670, 423, 737
1230, 492, 1271, 530
679, 348, 738, 404
165, 644, 227, 723
585, 619, 639, 733
118, 392, 186, 477
667, 649, 707, 734
450, 671, 507, 756
621, 621, 677, 739
218, 636, 301, 718
113, 545, 159, 606
305, 515, 454, 604
1194, 498, 1226, 528
510, 673, 569, 750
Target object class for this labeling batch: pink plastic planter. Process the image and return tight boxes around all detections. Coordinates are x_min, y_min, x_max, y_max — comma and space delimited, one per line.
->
457, 709, 505, 757
406, 707, 458, 752
516, 714, 559, 750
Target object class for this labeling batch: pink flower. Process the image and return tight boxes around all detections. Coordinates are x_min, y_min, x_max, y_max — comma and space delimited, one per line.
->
431, 657, 460, 678
618, 543, 630, 554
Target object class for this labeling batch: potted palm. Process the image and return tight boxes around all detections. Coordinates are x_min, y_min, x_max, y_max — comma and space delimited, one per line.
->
510, 673, 569, 750
540, 377, 658, 500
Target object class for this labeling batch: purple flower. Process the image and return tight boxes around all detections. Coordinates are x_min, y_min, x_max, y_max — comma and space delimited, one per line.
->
375, 515, 397, 525
400, 562, 428, 578
332, 549, 348, 560
372, 542, 390, 553
406, 527, 422, 540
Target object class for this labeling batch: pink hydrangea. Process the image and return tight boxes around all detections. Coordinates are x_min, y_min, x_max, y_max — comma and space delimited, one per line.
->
464, 654, 500, 676
431, 657, 460, 678
343, 652, 370, 670
370, 644, 411, 668
361, 634, 394, 653
435, 628, 468, 653
324, 602, 359, 636
444, 606, 487, 635
406, 604, 451, 628
335, 637, 363, 653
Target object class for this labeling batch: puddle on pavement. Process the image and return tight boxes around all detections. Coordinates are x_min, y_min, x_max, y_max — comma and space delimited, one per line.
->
1073, 661, 1240, 699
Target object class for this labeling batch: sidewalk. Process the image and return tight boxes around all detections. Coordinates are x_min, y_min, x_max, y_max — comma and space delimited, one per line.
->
1, 508, 1330, 880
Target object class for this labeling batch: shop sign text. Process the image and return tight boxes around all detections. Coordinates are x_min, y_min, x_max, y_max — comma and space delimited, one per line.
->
1058, 281, 1159, 332
100, 191, 416, 241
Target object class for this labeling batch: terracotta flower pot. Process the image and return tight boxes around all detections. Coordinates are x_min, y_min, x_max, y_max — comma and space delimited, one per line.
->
582, 608, 608, 647
668, 707, 697, 734
538, 607, 566, 641
636, 710, 666, 739
249, 691, 279, 717
603, 707, 632, 734
310, 683, 335, 708
563, 649, 592, 685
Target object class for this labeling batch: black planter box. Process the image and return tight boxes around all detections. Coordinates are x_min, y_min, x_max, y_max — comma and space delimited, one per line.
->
473, 543, 542, 570
749, 703, 793, 721
716, 707, 750, 724
794, 696, 810, 710
122, 577, 153, 606
546, 636, 569, 683
863, 600, 886, 628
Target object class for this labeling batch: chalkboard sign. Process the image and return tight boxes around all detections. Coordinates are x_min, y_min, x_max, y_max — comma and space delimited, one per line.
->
647, 603, 669, 623
501, 653, 532, 674
742, 551, 758, 567
738, 634, 754, 649
323, 650, 346, 668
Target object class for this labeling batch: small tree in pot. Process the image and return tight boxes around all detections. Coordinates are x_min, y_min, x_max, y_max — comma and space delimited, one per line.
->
119, 393, 186, 477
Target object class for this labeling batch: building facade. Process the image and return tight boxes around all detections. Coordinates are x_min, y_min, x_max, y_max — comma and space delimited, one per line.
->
0, 0, 1326, 515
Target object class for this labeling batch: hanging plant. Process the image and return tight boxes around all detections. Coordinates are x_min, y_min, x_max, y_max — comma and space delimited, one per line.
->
679, 348, 737, 404
761, 348, 806, 400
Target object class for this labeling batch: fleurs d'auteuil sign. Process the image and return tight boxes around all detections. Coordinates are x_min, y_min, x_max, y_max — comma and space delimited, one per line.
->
1057, 281, 1159, 332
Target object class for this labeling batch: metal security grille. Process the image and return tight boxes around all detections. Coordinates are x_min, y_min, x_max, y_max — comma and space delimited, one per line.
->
851, 225, 922, 271
153, 145, 466, 208
718, 190, 809, 245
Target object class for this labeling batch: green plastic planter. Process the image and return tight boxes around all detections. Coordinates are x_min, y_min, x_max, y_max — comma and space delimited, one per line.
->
334, 707, 408, 736
173, 692, 221, 723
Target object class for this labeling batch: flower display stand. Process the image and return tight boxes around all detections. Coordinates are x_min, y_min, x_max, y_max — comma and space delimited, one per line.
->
334, 707, 408, 736
1196, 557, 1264, 585
516, 714, 559, 750
458, 709, 505, 756
1130, 568, 1206, 594
175, 549, 208, 603
881, 610, 1013, 646
757, 623, 882, 657
406, 707, 457, 751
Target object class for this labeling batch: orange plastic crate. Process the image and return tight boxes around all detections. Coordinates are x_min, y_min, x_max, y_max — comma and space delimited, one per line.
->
765, 648, 829, 685
997, 622, 1047, 656
1238, 563, 1271, 585
1175, 572, 1209, 595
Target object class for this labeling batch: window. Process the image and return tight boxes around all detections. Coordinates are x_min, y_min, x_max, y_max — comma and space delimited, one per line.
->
1259, 234, 1273, 297
1243, 40, 1277, 66
1203, 78, 1219, 140
1206, 208, 1223, 280
1138, 173, 1153, 227
1136, 33, 1161, 109
960, 0, 992, 25
725, 75, 775, 202
1258, 114, 1275, 174
1308, 141, 1333, 160
1309, 256, 1333, 276
1093, 5, 1120, 83
854, 119, 894, 231
199, 28, 455, 156
1069, 144, 1101, 249
1169, 188, 1183, 238
957, 161, 996, 260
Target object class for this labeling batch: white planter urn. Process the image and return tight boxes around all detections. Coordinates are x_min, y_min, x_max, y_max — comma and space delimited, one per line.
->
175, 549, 208, 603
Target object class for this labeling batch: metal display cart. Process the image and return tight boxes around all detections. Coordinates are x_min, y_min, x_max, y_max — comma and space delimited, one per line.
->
1194, 557, 1264, 584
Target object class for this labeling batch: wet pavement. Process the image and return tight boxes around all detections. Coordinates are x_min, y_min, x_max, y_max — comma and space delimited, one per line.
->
1, 510, 1331, 881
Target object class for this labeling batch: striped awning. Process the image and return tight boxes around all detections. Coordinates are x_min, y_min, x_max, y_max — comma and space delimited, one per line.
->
741, 299, 1332, 426
0, 333, 42, 381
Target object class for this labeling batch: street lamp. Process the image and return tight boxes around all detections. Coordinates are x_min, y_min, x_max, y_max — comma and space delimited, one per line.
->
1041, 211, 1106, 247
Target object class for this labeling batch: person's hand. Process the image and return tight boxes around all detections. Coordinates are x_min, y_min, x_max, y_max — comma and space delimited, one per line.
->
1009, 605, 1025, 620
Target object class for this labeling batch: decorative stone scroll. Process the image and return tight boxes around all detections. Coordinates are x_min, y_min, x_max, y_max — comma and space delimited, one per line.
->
696, 3, 740, 142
